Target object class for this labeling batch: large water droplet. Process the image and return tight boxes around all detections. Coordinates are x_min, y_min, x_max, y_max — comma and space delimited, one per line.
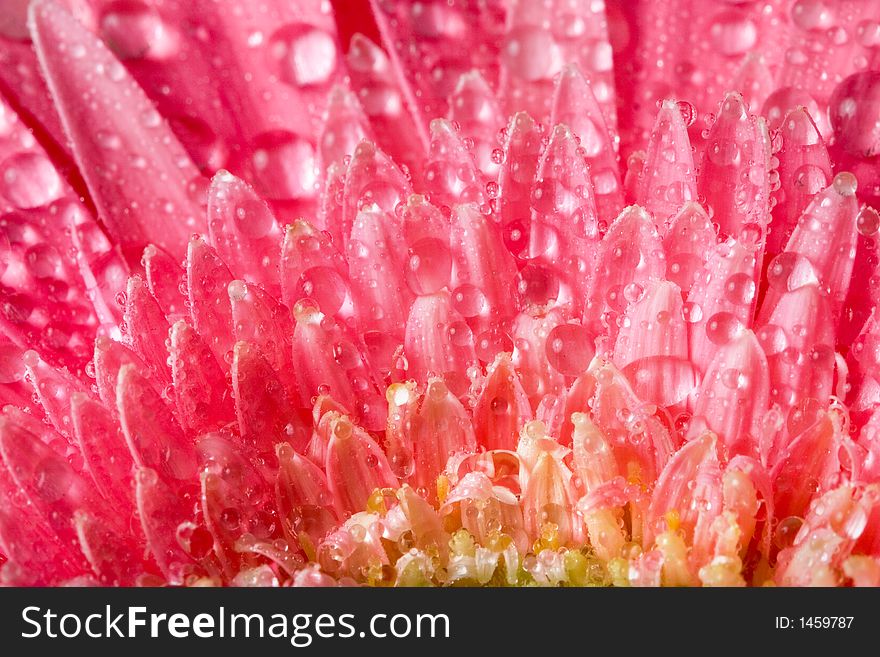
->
724, 272, 756, 306
247, 132, 317, 201
857, 206, 880, 236
790, 0, 835, 32
298, 266, 347, 316
546, 323, 594, 376
503, 26, 561, 81
100, 1, 179, 61
705, 311, 744, 345
0, 153, 63, 209
406, 237, 452, 295
829, 71, 880, 157
232, 198, 275, 239
709, 11, 757, 56
269, 24, 338, 88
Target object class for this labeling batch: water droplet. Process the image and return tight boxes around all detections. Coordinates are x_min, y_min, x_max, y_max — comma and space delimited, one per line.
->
682, 301, 703, 323
790, 0, 835, 32
503, 26, 561, 81
774, 516, 803, 549
675, 100, 697, 127
857, 206, 880, 236
832, 172, 857, 196
724, 272, 756, 306
246, 131, 317, 201
232, 198, 275, 239
405, 237, 452, 295
452, 284, 488, 318
545, 323, 594, 376
0, 153, 62, 209
517, 263, 560, 307
709, 11, 757, 56
100, 1, 179, 61
705, 312, 744, 345
298, 266, 347, 316
269, 24, 338, 88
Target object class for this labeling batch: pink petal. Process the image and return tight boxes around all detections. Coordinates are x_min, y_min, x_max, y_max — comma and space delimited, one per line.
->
198, 434, 276, 576
528, 123, 599, 316
472, 353, 533, 451
521, 444, 581, 547
68, 202, 129, 336
134, 467, 197, 584
186, 235, 234, 364
207, 171, 284, 297
70, 393, 135, 511
291, 302, 386, 431
772, 411, 842, 519
123, 274, 172, 387
30, 0, 206, 262
345, 34, 427, 176
759, 283, 836, 422
613, 279, 696, 408
228, 279, 295, 393
142, 244, 187, 321
404, 291, 476, 395
369, 0, 503, 130
511, 308, 566, 407
763, 173, 858, 327
687, 238, 759, 375
591, 362, 675, 485
449, 202, 518, 334
316, 162, 346, 247
448, 70, 504, 177
168, 319, 234, 435
550, 65, 623, 224
766, 107, 832, 260
74, 510, 144, 586
648, 434, 723, 566
697, 93, 770, 242
733, 54, 774, 114
23, 349, 87, 437
571, 412, 618, 494
117, 363, 197, 482
347, 208, 411, 338
280, 220, 354, 323
275, 441, 338, 547
0, 414, 107, 543
692, 330, 770, 457
583, 205, 666, 347
231, 341, 308, 453
409, 378, 476, 503
93, 335, 152, 412
423, 118, 487, 211
497, 111, 543, 261
501, 1, 617, 134
324, 414, 398, 517
637, 100, 698, 230
318, 85, 373, 170
342, 139, 410, 245
663, 202, 717, 297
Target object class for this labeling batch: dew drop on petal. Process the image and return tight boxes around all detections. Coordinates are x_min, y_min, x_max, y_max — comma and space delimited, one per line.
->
269, 24, 338, 88
857, 206, 880, 236
406, 237, 452, 295
0, 153, 62, 209
99, 1, 179, 61
705, 311, 744, 345
545, 324, 594, 376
